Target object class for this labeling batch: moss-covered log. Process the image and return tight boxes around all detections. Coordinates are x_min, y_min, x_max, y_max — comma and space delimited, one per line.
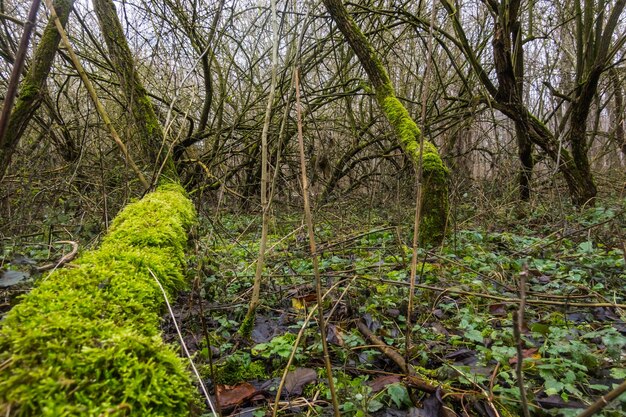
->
322, 0, 448, 245
0, 183, 197, 416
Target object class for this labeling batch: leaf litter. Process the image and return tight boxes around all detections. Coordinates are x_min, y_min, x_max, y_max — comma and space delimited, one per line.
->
162, 206, 625, 415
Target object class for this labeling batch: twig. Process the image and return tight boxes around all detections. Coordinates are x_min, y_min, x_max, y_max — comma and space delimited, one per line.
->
513, 264, 531, 417
511, 208, 625, 257
356, 320, 413, 376
0, 0, 41, 143
36, 240, 78, 272
294, 67, 340, 417
445, 363, 501, 417
272, 276, 348, 417
317, 227, 395, 252
193, 276, 222, 416
576, 379, 626, 417
43, 0, 149, 190
356, 275, 626, 309
357, 320, 464, 397
272, 305, 318, 417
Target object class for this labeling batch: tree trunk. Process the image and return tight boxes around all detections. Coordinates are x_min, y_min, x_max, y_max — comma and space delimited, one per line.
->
610, 68, 626, 157
322, 0, 448, 245
515, 123, 533, 201
93, 0, 176, 178
0, 0, 75, 180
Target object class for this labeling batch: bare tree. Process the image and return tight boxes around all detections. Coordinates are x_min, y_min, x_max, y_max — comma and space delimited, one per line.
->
322, 0, 449, 244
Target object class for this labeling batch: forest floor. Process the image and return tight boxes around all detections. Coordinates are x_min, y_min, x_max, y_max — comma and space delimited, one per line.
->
2, 195, 625, 417
165, 196, 625, 417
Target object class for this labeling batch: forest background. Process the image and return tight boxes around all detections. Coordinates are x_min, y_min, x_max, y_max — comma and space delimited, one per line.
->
0, 0, 625, 416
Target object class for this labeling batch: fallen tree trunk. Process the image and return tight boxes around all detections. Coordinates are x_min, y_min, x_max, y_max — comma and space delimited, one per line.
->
0, 183, 198, 416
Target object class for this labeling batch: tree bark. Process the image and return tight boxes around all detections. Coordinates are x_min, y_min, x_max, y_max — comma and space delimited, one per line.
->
610, 68, 626, 157
93, 0, 175, 178
322, 0, 449, 245
441, 0, 626, 206
0, 0, 75, 180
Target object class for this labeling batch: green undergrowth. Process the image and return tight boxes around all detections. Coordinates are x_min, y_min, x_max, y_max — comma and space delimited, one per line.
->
194, 201, 625, 416
0, 183, 198, 416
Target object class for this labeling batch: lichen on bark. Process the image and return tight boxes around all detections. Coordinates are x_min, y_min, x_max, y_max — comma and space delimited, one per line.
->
0, 0, 76, 180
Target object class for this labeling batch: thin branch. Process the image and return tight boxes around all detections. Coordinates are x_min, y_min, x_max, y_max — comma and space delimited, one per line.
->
577, 379, 626, 417
148, 269, 218, 416
513, 264, 531, 417
294, 67, 341, 417
0, 0, 41, 143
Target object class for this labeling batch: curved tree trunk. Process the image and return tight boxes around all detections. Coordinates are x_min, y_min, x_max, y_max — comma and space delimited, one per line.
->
516, 123, 533, 201
0, 0, 76, 180
610, 68, 626, 157
322, 0, 449, 245
441, 0, 626, 207
93, 0, 176, 179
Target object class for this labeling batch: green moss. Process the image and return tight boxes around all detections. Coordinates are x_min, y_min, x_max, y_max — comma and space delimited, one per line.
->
380, 96, 449, 246
0, 184, 198, 416
16, 82, 39, 102
213, 357, 268, 385
238, 313, 255, 339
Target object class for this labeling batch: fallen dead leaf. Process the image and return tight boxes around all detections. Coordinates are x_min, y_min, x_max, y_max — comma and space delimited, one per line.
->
509, 347, 540, 365
368, 374, 402, 393
284, 367, 317, 396
217, 382, 258, 409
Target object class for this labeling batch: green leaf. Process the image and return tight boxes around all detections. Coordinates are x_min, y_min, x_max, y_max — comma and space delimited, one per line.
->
578, 241, 593, 254
610, 368, 626, 379
367, 399, 384, 412
387, 383, 410, 408
544, 378, 565, 396
465, 328, 484, 344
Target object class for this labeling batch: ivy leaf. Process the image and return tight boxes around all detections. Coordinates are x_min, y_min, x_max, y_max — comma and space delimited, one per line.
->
367, 399, 384, 412
465, 328, 484, 344
611, 368, 626, 379
545, 378, 565, 396
578, 241, 593, 254
387, 383, 410, 408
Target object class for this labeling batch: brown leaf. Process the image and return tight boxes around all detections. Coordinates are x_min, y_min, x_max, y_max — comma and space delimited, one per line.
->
509, 347, 540, 365
284, 368, 317, 396
368, 375, 402, 393
217, 382, 258, 409
488, 303, 507, 316
326, 323, 344, 346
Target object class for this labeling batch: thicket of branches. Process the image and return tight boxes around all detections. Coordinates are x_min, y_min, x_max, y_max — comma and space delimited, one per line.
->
0, 0, 625, 234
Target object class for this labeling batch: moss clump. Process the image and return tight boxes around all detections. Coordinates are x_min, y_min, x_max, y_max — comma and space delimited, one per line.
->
213, 357, 268, 385
0, 184, 198, 416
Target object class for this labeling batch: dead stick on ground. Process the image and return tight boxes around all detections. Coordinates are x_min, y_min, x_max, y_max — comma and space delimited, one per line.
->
357, 275, 626, 309
37, 240, 78, 272
576, 379, 626, 417
356, 319, 469, 402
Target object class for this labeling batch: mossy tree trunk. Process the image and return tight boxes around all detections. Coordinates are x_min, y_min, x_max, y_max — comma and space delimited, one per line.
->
93, 0, 176, 179
322, 0, 448, 245
0, 0, 75, 181
610, 68, 626, 157
442, 0, 626, 206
